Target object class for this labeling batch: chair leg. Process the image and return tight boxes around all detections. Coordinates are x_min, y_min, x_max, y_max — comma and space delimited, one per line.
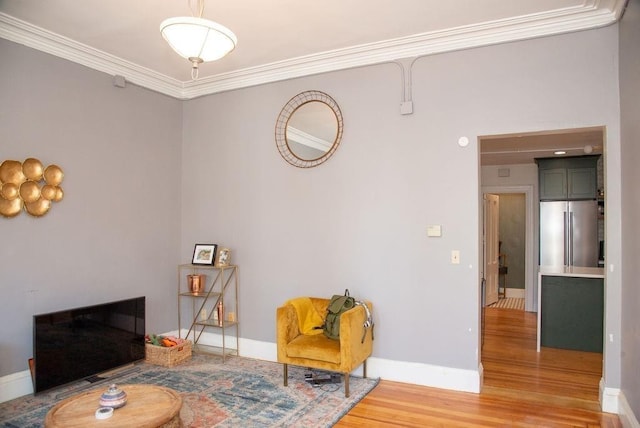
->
344, 373, 350, 397
283, 364, 288, 387
363, 359, 367, 379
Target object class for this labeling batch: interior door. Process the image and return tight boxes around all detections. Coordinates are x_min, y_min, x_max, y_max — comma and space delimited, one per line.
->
484, 194, 500, 306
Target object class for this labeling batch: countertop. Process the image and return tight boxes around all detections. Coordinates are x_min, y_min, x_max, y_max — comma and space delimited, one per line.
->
538, 266, 605, 278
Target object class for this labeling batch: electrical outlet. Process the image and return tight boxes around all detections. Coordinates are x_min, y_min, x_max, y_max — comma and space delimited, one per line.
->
451, 250, 460, 264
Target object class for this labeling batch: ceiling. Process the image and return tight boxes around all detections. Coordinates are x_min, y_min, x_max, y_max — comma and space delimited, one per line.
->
0, 0, 627, 100
480, 127, 604, 165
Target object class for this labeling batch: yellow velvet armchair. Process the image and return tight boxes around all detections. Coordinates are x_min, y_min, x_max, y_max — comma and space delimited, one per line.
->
276, 297, 373, 397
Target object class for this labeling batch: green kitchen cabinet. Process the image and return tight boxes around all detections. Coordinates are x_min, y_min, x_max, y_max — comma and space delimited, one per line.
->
536, 155, 599, 201
540, 275, 603, 353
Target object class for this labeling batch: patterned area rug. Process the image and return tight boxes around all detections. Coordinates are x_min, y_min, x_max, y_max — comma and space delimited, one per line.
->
0, 354, 379, 427
489, 297, 525, 310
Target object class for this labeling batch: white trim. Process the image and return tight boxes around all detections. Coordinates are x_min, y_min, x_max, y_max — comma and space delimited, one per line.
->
0, 1, 626, 100
599, 381, 640, 427
618, 391, 640, 428
600, 378, 620, 413
192, 332, 481, 392
0, 13, 185, 99
366, 357, 481, 393
286, 126, 333, 152
505, 288, 526, 298
0, 369, 33, 403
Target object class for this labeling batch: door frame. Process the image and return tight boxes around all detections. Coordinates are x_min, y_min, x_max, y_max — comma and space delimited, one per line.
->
481, 185, 536, 312
483, 194, 500, 307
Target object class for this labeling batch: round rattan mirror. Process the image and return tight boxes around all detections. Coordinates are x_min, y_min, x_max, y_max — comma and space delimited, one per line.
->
275, 90, 343, 168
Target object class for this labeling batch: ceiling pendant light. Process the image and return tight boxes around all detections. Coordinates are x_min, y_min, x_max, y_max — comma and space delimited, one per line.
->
160, 0, 237, 80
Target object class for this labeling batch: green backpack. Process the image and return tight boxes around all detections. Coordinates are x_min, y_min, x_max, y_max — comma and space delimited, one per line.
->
323, 289, 356, 340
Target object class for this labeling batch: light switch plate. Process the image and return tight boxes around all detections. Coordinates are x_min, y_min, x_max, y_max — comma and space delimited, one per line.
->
427, 225, 442, 237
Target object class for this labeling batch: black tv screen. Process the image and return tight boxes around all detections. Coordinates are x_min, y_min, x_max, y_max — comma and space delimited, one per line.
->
33, 296, 145, 393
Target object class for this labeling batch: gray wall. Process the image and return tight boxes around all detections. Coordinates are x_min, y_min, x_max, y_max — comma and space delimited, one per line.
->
0, 39, 182, 376
181, 26, 621, 374
0, 22, 628, 399
619, 0, 640, 417
482, 164, 539, 190
498, 194, 525, 290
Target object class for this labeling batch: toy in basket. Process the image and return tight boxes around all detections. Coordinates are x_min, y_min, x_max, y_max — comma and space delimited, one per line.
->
145, 334, 192, 367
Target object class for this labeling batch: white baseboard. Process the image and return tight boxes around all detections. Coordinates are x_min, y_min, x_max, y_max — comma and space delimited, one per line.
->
0, 370, 33, 403
366, 356, 481, 392
505, 288, 525, 298
618, 391, 640, 428
194, 331, 481, 393
601, 379, 619, 413
599, 379, 639, 427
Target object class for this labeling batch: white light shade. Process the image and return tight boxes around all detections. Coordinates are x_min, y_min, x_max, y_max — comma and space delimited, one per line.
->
160, 17, 237, 62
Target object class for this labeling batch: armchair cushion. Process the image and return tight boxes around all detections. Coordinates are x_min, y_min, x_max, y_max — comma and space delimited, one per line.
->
285, 297, 324, 335
286, 334, 341, 364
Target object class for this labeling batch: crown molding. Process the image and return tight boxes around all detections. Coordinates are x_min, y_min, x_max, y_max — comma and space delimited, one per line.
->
0, 13, 185, 98
0, 0, 626, 100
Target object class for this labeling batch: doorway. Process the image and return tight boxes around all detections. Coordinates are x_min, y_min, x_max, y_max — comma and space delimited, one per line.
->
482, 186, 535, 311
478, 126, 606, 407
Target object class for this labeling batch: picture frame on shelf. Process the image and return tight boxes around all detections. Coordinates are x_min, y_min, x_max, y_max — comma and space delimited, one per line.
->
192, 244, 217, 265
215, 248, 231, 267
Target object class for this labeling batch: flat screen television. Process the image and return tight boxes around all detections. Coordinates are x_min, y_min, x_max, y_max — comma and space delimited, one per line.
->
33, 296, 145, 393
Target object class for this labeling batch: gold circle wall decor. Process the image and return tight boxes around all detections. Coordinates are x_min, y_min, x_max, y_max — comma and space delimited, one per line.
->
0, 160, 26, 184
53, 186, 64, 202
41, 184, 57, 201
1, 182, 19, 200
22, 158, 44, 181
25, 197, 51, 217
44, 164, 64, 186
0, 197, 22, 218
0, 158, 64, 218
19, 180, 41, 203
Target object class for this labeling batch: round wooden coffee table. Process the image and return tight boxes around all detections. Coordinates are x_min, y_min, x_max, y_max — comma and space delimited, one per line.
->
44, 384, 182, 428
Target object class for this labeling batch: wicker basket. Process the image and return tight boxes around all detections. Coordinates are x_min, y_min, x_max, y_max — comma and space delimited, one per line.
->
145, 340, 192, 367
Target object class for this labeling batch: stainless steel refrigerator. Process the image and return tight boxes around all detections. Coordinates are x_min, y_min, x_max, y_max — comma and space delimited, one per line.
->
540, 200, 598, 267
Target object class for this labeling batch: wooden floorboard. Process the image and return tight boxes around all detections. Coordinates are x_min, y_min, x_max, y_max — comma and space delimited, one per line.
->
336, 307, 620, 427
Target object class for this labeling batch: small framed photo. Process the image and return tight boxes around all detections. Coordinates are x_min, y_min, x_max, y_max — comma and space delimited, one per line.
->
192, 244, 217, 265
215, 248, 231, 267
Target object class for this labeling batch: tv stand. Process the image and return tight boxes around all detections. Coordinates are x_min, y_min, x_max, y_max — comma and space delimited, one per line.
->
84, 375, 104, 383
55, 363, 141, 399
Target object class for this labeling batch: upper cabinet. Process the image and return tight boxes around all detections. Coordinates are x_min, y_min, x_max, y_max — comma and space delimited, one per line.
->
536, 155, 599, 201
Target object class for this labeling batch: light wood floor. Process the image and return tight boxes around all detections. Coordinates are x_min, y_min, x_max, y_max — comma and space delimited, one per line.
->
336, 307, 620, 427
